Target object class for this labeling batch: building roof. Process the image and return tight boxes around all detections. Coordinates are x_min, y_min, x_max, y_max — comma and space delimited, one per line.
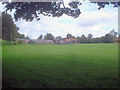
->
15, 38, 30, 40
64, 38, 77, 42
31, 39, 54, 42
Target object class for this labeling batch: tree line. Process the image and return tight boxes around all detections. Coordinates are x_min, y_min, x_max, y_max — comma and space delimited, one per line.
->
37, 30, 119, 43
2, 12, 119, 43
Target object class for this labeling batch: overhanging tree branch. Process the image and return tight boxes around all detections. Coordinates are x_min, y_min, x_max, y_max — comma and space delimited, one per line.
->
2, 0, 120, 21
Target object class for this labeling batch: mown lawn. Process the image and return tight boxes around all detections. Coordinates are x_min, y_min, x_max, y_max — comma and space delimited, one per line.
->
2, 43, 118, 88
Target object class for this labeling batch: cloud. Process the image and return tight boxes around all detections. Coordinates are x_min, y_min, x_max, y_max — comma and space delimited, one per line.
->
15, 6, 117, 39
0, 2, 117, 39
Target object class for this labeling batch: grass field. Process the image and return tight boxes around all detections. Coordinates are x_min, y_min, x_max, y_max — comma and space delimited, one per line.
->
2, 43, 118, 88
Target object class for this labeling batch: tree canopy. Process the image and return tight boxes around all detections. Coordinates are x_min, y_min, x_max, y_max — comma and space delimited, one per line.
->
37, 35, 43, 39
66, 33, 75, 38
2, 12, 26, 41
2, 0, 120, 21
44, 33, 54, 41
2, 12, 16, 41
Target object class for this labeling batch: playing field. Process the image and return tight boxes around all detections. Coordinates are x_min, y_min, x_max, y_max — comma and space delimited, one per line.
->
2, 43, 118, 88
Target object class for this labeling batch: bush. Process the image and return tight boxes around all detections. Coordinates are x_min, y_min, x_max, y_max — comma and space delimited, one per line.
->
2, 40, 16, 46
17, 40, 23, 44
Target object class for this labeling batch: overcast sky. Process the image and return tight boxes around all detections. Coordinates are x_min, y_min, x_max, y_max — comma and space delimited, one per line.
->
0, 0, 118, 39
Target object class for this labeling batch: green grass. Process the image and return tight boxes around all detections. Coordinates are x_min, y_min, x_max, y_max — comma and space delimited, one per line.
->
2, 43, 118, 88
2, 40, 16, 46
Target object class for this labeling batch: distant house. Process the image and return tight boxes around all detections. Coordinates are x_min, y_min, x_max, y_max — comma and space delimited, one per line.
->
55, 38, 78, 44
55, 40, 64, 44
15, 38, 54, 44
15, 38, 30, 43
114, 38, 120, 43
30, 39, 54, 44
64, 38, 77, 44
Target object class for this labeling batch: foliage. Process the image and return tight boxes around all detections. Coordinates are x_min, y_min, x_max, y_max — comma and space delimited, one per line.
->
66, 33, 75, 39
73, 30, 117, 43
90, 1, 120, 9
103, 34, 114, 43
25, 36, 30, 39
2, 12, 25, 41
18, 34, 25, 38
2, 1, 120, 21
36, 30, 118, 44
87, 33, 93, 39
109, 29, 117, 38
2, 1, 81, 21
17, 40, 23, 44
77, 35, 87, 43
44, 33, 54, 41
55, 36, 62, 40
37, 35, 43, 39
2, 40, 15, 45
2, 12, 15, 41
